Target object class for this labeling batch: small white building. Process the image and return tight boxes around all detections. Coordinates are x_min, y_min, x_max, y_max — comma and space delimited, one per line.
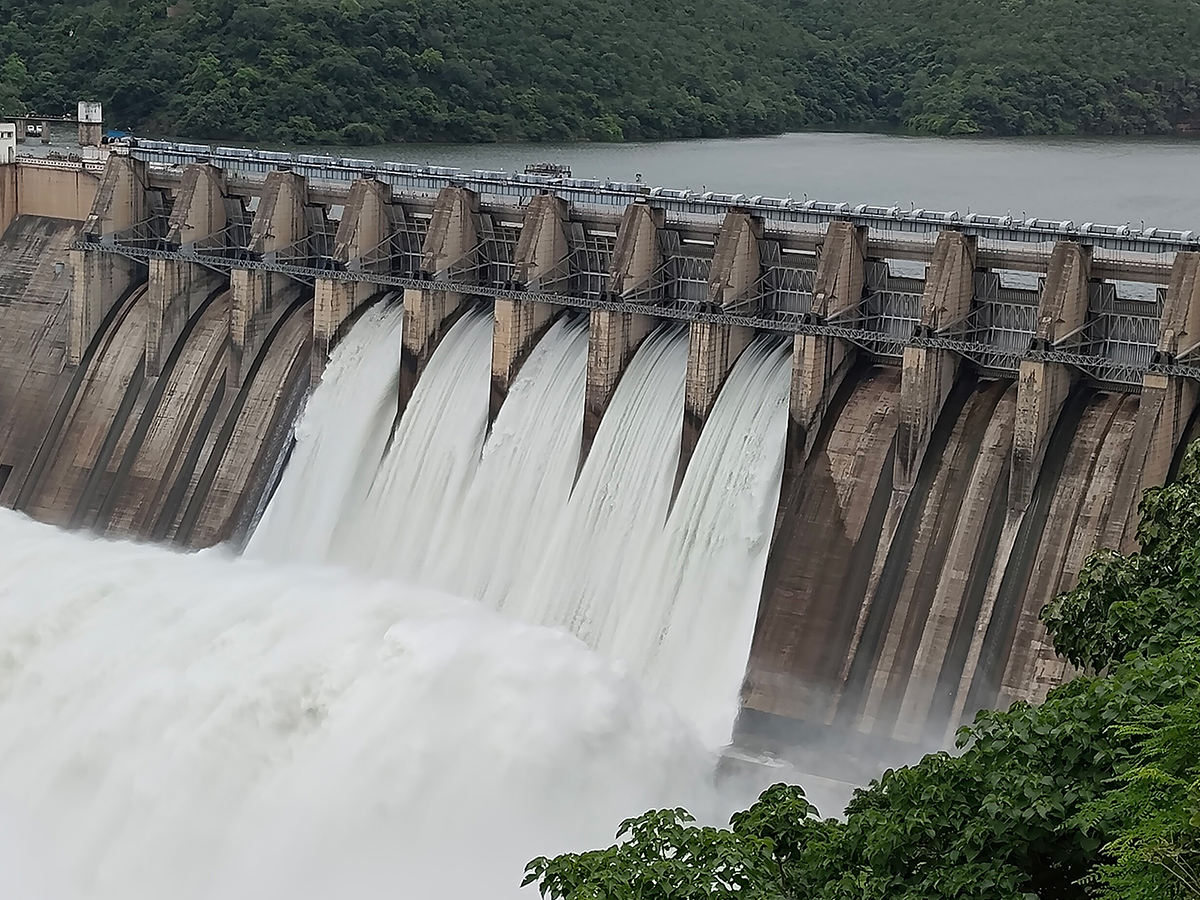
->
0, 123, 16, 164
78, 101, 103, 147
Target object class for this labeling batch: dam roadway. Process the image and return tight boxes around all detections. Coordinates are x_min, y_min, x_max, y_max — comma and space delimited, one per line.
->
2, 142, 1199, 769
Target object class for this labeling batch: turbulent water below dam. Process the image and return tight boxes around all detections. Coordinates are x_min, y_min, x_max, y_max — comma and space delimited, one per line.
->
0, 298, 798, 898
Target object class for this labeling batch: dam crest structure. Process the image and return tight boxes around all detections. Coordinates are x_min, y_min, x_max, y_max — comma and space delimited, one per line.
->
2, 141, 1199, 773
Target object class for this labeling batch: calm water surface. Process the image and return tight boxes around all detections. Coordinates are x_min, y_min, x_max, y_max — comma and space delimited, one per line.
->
33, 127, 1200, 230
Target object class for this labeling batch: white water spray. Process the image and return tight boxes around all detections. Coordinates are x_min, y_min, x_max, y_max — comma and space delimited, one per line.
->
0, 510, 722, 900
334, 307, 493, 582
246, 306, 790, 751
430, 314, 590, 605
508, 326, 688, 643
248, 302, 405, 563
623, 339, 792, 746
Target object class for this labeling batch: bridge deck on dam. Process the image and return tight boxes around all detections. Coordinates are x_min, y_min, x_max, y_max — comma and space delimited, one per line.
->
3, 143, 1200, 774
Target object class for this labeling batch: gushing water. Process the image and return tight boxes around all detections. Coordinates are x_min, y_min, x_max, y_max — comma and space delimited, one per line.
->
430, 314, 590, 605
246, 306, 790, 751
248, 302, 405, 563
0, 509, 721, 900
508, 326, 688, 644
615, 339, 792, 746
334, 307, 493, 582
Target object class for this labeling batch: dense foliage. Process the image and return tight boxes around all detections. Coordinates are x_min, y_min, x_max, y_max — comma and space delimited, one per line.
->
0, 0, 1198, 143
526, 445, 1200, 900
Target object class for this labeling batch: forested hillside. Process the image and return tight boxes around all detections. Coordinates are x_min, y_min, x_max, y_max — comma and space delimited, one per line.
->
1, 0, 1198, 143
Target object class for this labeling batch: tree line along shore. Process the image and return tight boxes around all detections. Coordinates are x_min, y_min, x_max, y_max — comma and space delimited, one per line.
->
1, 0, 1198, 145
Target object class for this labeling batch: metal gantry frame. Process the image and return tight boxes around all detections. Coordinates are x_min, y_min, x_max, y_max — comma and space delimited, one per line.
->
77, 232, 1189, 390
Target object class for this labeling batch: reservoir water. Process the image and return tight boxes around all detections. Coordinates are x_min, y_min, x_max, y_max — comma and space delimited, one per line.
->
29, 127, 1200, 229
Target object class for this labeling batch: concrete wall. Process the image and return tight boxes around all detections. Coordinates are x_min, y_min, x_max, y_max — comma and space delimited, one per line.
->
1012, 241, 1092, 511
312, 177, 396, 384
1118, 251, 1200, 549
69, 155, 151, 366
676, 210, 760, 489
787, 222, 866, 475
399, 186, 480, 417
16, 164, 100, 222
229, 170, 309, 388
582, 203, 663, 466
147, 163, 229, 376
895, 232, 977, 491
0, 164, 15, 235
490, 193, 568, 424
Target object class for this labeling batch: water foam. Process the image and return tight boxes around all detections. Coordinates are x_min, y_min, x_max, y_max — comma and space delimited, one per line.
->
248, 301, 406, 563
0, 509, 719, 900
429, 314, 590, 605
510, 326, 687, 641
333, 307, 493, 582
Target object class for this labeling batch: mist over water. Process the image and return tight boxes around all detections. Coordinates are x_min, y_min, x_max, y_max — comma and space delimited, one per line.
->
1, 298, 803, 896
0, 510, 724, 900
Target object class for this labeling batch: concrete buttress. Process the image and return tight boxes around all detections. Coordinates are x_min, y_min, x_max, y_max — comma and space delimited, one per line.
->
0, 162, 15, 236
1011, 241, 1092, 511
787, 221, 867, 476
1119, 251, 1200, 548
399, 186, 479, 417
895, 231, 977, 490
228, 170, 310, 389
147, 163, 229, 376
490, 193, 567, 424
582, 203, 661, 467
69, 155, 151, 365
676, 210, 759, 489
313, 177, 397, 384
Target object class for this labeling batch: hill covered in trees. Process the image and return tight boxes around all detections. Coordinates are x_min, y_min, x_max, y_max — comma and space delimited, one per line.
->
1, 0, 1197, 144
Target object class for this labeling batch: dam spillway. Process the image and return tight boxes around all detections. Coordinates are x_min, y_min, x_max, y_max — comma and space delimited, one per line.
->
2, 143, 1200, 769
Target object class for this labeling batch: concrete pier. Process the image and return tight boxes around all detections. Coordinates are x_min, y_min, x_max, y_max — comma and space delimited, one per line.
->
490, 193, 568, 424
787, 222, 867, 472
147, 163, 228, 376
1012, 242, 1092, 511
895, 232, 977, 490
399, 186, 479, 417
69, 155, 152, 365
229, 170, 310, 388
677, 211, 760, 488
582, 203, 662, 466
1119, 251, 1200, 547
313, 177, 397, 384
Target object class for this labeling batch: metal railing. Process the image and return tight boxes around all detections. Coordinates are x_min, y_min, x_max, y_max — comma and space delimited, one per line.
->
123, 140, 1200, 256
73, 236, 1189, 389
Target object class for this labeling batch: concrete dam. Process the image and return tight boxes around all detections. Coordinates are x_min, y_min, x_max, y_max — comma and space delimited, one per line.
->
2, 142, 1199, 769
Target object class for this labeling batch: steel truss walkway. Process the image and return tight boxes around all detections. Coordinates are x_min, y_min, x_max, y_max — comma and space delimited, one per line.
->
75, 231, 1200, 391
